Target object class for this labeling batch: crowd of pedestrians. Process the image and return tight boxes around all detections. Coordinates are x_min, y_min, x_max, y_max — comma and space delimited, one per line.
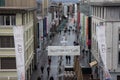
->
37, 56, 54, 80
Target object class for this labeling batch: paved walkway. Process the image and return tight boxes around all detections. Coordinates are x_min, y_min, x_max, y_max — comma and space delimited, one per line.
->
31, 16, 90, 80
48, 17, 77, 80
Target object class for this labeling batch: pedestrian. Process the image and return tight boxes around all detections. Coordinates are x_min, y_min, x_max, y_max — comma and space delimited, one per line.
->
47, 66, 50, 77
49, 76, 54, 80
48, 57, 51, 66
40, 66, 44, 74
66, 56, 68, 64
60, 30, 61, 34
68, 56, 71, 64
37, 76, 41, 80
73, 41, 76, 46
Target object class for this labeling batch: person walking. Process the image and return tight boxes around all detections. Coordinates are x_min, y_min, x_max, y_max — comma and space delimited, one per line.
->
40, 66, 44, 74
48, 57, 51, 66
68, 56, 71, 64
73, 41, 76, 46
47, 66, 50, 77
66, 56, 68, 64
49, 76, 54, 80
37, 76, 41, 80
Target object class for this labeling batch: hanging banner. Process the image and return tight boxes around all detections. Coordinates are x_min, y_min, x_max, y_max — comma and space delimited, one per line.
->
13, 26, 25, 80
96, 26, 107, 67
48, 46, 80, 56
96, 26, 112, 80
43, 17, 47, 37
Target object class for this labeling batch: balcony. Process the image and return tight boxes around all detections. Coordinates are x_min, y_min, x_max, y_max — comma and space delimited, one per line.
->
89, 0, 120, 6
0, 25, 13, 36
0, 0, 36, 8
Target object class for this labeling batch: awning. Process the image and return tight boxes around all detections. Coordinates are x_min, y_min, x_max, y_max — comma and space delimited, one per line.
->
89, 60, 98, 67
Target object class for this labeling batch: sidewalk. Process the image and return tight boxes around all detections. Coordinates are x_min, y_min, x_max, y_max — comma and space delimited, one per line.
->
31, 50, 48, 80
30, 16, 90, 80
48, 17, 77, 80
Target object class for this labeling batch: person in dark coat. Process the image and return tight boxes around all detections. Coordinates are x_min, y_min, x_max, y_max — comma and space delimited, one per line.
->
68, 56, 71, 64
47, 66, 50, 77
73, 41, 76, 46
40, 66, 44, 74
37, 76, 41, 80
66, 56, 68, 64
48, 57, 51, 66
49, 76, 54, 80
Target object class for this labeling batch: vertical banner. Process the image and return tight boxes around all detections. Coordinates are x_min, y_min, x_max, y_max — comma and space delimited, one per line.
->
13, 26, 25, 80
96, 26, 112, 80
88, 17, 91, 49
43, 17, 47, 37
82, 15, 85, 48
40, 19, 43, 41
77, 11, 80, 30
86, 17, 88, 48
96, 26, 107, 67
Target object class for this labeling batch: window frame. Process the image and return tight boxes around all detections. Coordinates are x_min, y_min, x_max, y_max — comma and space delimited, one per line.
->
0, 14, 16, 26
0, 36, 14, 48
1, 57, 16, 69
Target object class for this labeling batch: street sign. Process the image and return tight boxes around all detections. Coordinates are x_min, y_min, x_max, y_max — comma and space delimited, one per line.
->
48, 46, 80, 56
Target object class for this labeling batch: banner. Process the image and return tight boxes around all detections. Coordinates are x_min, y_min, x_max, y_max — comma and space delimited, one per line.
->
96, 26, 107, 67
96, 26, 112, 80
48, 46, 80, 56
43, 17, 47, 37
13, 26, 25, 80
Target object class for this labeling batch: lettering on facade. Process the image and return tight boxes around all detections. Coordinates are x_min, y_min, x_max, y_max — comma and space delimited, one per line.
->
18, 44, 22, 54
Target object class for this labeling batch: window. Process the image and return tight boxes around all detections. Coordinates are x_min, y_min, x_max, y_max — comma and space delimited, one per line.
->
1, 57, 16, 69
100, 7, 101, 18
22, 13, 25, 25
118, 51, 120, 64
102, 7, 104, 19
117, 75, 120, 80
6, 16, 10, 25
0, 15, 16, 25
0, 36, 14, 48
119, 33, 120, 41
11, 16, 16, 25
0, 0, 5, 7
0, 16, 4, 25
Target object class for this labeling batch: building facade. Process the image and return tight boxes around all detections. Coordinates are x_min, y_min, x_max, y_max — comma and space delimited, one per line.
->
90, 0, 120, 80
0, 0, 36, 80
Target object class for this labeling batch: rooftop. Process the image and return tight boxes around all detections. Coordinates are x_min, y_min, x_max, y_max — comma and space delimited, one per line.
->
90, 1, 120, 6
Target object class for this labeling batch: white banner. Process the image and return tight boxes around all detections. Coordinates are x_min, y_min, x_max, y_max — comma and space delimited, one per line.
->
13, 26, 25, 80
96, 26, 112, 79
48, 46, 80, 56
96, 26, 107, 67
